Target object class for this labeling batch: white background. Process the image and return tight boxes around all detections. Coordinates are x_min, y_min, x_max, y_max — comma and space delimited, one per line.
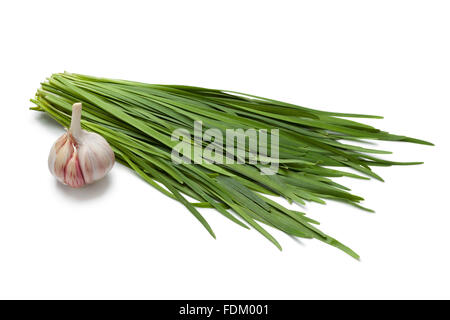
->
0, 1, 448, 299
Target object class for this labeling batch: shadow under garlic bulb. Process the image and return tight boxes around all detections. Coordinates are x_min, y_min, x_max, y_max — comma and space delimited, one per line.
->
48, 102, 115, 188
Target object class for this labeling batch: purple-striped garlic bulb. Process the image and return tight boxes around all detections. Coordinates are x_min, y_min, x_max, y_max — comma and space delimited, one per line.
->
48, 103, 115, 188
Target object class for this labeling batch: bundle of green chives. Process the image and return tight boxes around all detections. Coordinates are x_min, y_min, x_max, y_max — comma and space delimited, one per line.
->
30, 72, 432, 259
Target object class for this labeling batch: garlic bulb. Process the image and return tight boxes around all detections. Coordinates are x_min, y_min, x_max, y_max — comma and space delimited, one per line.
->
48, 102, 115, 188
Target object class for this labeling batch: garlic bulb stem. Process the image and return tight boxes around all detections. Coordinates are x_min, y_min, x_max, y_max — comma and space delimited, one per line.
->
70, 102, 83, 139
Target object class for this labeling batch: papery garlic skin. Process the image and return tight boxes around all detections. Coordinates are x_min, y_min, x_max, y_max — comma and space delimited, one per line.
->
48, 103, 115, 188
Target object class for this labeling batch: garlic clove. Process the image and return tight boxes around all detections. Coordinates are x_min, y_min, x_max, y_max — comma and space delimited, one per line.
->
49, 133, 74, 183
77, 133, 115, 184
64, 149, 85, 188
